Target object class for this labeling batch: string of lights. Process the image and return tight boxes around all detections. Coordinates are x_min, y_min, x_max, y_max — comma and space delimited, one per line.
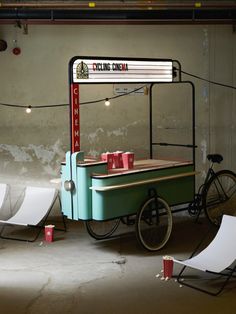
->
0, 69, 235, 113
0, 85, 146, 112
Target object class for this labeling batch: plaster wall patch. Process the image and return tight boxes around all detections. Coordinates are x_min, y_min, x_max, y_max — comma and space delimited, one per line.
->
107, 127, 127, 137
28, 144, 55, 164
87, 128, 104, 143
87, 149, 99, 157
200, 139, 207, 164
0, 144, 32, 162
107, 121, 141, 137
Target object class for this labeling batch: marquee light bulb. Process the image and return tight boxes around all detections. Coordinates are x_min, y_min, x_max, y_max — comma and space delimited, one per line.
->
26, 105, 32, 114
105, 98, 110, 106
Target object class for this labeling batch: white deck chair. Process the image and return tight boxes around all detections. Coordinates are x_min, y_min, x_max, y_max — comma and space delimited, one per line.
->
0, 186, 66, 242
174, 215, 236, 295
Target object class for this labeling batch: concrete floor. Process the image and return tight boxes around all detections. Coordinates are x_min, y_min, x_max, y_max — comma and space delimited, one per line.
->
0, 214, 235, 314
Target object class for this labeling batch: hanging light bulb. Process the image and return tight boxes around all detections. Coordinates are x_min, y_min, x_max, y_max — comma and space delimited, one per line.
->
105, 98, 110, 106
26, 105, 32, 114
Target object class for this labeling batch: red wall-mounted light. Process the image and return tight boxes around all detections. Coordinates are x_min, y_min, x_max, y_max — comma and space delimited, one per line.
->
12, 47, 21, 55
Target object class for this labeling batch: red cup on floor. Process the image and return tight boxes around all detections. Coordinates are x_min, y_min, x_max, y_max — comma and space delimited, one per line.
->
163, 256, 174, 279
122, 152, 134, 169
45, 225, 55, 242
113, 151, 123, 168
101, 152, 114, 170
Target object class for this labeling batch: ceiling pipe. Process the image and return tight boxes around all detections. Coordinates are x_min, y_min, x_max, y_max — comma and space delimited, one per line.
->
0, 1, 236, 9
0, 19, 233, 26
0, 2, 235, 25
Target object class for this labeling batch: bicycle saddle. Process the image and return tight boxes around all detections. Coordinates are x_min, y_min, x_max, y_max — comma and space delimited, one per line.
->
207, 154, 223, 163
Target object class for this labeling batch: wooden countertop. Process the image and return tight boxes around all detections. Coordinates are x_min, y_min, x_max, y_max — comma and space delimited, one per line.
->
92, 159, 193, 178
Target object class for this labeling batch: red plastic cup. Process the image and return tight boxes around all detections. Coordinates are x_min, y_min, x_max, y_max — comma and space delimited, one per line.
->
44, 225, 55, 242
101, 152, 114, 170
113, 151, 124, 168
122, 152, 134, 169
163, 256, 174, 279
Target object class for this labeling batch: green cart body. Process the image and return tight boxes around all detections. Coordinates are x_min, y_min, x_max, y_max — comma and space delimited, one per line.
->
61, 151, 195, 221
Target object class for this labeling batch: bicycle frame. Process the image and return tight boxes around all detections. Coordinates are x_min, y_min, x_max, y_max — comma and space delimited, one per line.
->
191, 158, 235, 223
189, 160, 224, 219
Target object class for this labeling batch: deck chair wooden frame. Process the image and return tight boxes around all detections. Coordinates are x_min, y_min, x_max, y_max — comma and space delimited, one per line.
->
174, 215, 236, 296
0, 186, 66, 242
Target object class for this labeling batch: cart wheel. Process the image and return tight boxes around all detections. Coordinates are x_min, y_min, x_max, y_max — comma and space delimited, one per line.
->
85, 218, 120, 240
135, 197, 172, 251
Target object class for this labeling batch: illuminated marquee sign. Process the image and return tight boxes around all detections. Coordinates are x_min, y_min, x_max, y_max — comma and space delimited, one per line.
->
69, 57, 173, 153
72, 58, 173, 83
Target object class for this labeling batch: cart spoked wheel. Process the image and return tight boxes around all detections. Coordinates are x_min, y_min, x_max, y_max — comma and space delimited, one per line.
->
135, 197, 173, 251
85, 218, 121, 240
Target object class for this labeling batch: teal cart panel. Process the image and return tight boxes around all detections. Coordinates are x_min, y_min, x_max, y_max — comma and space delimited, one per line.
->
76, 163, 107, 220
61, 151, 107, 220
61, 152, 73, 219
91, 164, 195, 220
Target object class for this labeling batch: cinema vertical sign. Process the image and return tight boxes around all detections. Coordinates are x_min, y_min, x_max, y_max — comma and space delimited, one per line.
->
69, 57, 173, 153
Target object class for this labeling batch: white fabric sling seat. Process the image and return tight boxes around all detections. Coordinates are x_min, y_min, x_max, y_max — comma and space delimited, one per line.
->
0, 183, 8, 210
0, 186, 65, 242
174, 215, 236, 295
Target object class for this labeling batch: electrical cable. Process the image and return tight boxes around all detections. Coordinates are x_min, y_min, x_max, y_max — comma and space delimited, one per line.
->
0, 102, 68, 108
0, 85, 146, 109
181, 70, 236, 90
81, 85, 146, 105
0, 70, 235, 110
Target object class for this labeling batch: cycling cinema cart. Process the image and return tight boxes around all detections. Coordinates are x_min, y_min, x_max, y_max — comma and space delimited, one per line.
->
60, 56, 197, 251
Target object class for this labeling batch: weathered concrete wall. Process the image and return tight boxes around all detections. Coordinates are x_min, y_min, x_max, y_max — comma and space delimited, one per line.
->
0, 24, 235, 192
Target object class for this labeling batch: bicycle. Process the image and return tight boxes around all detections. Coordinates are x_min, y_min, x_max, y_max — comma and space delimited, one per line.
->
188, 154, 236, 226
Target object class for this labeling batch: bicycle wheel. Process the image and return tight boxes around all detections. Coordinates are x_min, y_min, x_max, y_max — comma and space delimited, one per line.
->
203, 170, 236, 226
85, 218, 120, 240
135, 197, 172, 251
